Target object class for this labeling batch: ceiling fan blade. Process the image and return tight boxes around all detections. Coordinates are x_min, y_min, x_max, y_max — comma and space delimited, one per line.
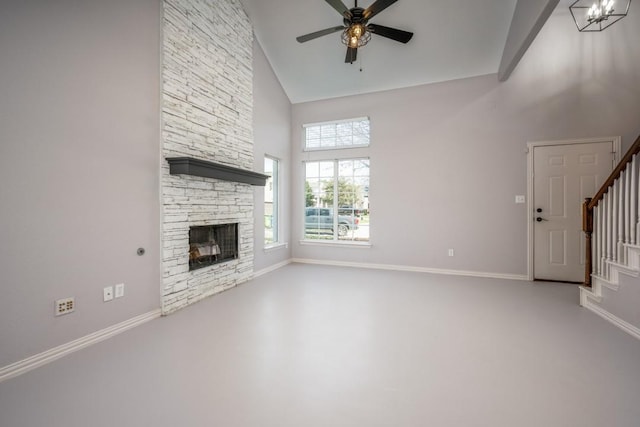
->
345, 46, 357, 63
325, 0, 353, 19
368, 24, 413, 43
296, 26, 345, 43
363, 0, 398, 20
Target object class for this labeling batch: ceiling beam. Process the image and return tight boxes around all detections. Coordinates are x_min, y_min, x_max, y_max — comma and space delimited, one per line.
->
498, 0, 560, 81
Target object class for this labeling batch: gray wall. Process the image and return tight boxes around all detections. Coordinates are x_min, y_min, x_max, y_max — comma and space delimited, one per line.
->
291, 7, 640, 276
253, 40, 293, 272
0, 0, 162, 366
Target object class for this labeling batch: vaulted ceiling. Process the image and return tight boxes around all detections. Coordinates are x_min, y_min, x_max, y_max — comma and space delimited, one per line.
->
239, 0, 574, 103
239, 0, 521, 103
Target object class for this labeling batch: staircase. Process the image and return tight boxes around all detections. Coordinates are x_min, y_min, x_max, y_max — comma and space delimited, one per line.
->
580, 134, 640, 340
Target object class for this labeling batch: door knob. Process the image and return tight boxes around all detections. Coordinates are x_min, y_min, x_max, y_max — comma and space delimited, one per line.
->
536, 217, 548, 222
536, 208, 542, 213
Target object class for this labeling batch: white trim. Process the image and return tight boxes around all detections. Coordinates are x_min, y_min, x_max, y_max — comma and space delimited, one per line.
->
292, 258, 528, 281
299, 240, 372, 248
592, 274, 620, 291
303, 144, 370, 153
264, 155, 281, 247
302, 116, 369, 128
253, 259, 293, 278
579, 285, 602, 304
303, 117, 371, 151
527, 143, 534, 281
526, 136, 622, 281
263, 242, 288, 253
0, 309, 161, 383
580, 291, 640, 341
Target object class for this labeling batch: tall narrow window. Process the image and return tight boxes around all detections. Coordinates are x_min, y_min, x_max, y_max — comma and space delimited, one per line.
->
264, 156, 279, 245
304, 159, 369, 242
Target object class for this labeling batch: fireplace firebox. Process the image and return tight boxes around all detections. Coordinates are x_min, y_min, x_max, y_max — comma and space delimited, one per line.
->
189, 223, 238, 271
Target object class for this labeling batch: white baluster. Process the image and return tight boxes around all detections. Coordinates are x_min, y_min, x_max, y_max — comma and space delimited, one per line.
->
631, 154, 637, 245
603, 193, 609, 278
622, 168, 631, 247
593, 206, 600, 276
599, 202, 605, 277
612, 183, 618, 263
609, 191, 614, 276
625, 167, 631, 245
605, 192, 613, 260
618, 174, 625, 264
636, 154, 640, 244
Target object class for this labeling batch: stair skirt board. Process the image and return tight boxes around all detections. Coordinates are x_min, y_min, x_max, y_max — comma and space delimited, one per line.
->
581, 250, 640, 341
580, 288, 640, 340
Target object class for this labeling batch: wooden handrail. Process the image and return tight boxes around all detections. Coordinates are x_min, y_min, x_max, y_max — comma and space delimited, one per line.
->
583, 133, 640, 287
588, 134, 640, 210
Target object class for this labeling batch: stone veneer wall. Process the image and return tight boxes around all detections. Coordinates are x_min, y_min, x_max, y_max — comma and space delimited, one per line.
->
162, 0, 254, 314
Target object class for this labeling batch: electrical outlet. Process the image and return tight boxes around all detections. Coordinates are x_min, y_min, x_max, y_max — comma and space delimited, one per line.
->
115, 283, 125, 298
448, 249, 454, 257
103, 286, 114, 302
55, 297, 75, 316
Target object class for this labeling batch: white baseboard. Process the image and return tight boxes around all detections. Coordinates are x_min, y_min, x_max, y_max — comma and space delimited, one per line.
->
291, 258, 529, 281
580, 295, 640, 341
253, 259, 293, 278
0, 309, 161, 383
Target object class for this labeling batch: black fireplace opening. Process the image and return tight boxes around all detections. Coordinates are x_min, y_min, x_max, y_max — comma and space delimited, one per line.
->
189, 223, 238, 271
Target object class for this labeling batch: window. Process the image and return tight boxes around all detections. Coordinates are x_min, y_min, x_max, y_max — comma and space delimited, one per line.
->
304, 117, 370, 151
304, 159, 370, 242
302, 117, 371, 243
264, 156, 279, 245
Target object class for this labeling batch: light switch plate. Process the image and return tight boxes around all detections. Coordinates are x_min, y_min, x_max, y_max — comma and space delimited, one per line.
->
115, 283, 125, 298
515, 195, 526, 204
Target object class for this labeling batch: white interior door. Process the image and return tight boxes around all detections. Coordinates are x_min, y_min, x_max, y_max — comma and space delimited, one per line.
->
533, 142, 614, 282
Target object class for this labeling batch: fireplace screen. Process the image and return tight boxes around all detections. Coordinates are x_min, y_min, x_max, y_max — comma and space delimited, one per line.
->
189, 223, 238, 270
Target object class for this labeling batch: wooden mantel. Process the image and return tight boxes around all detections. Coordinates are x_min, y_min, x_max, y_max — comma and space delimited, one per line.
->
166, 157, 268, 186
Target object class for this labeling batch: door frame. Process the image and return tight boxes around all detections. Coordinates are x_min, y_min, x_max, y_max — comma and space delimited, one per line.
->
526, 136, 621, 281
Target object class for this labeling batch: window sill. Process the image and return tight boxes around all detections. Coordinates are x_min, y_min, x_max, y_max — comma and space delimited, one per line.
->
264, 242, 288, 253
299, 240, 372, 248
303, 145, 369, 152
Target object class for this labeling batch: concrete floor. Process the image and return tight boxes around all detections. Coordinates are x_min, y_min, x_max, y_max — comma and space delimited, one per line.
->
1, 264, 639, 426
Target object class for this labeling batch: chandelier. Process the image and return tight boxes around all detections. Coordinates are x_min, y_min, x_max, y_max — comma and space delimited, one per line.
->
569, 0, 632, 32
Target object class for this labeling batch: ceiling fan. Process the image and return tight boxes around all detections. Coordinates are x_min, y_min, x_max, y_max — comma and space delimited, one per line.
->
296, 0, 413, 64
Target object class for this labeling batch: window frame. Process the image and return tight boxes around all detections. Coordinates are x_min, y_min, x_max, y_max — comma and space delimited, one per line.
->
302, 157, 370, 246
302, 116, 370, 152
264, 155, 280, 248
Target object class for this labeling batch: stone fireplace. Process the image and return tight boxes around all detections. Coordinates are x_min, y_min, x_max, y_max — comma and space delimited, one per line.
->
161, 0, 257, 314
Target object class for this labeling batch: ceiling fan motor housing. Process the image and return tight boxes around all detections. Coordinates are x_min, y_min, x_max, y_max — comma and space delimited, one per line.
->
344, 7, 367, 26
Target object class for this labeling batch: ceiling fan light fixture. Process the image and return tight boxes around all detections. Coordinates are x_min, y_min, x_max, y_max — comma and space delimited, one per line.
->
342, 24, 371, 48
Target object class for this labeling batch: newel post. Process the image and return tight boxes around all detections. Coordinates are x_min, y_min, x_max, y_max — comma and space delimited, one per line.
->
583, 197, 593, 287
